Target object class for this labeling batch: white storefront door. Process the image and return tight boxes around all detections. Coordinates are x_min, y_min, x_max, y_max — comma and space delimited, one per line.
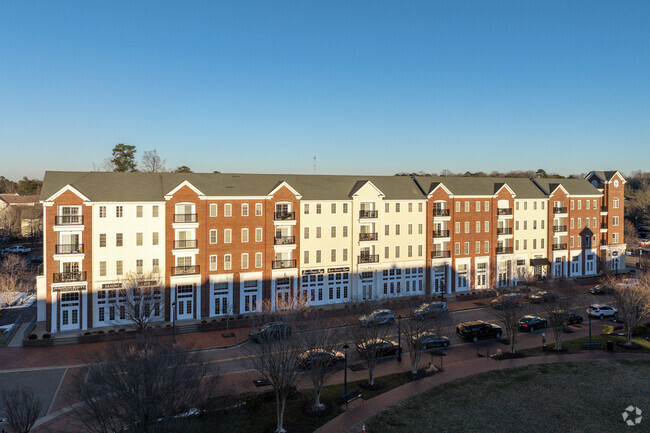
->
176, 285, 194, 320
60, 292, 80, 331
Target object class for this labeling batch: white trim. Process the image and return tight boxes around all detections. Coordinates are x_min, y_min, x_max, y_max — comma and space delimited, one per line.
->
164, 180, 205, 198
44, 184, 91, 203
268, 181, 302, 199
427, 183, 453, 198
349, 180, 385, 198
494, 183, 516, 198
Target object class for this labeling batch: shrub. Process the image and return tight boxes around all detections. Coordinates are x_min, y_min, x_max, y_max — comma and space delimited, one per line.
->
201, 319, 207, 324
212, 319, 217, 322
84, 331, 91, 335
166, 324, 172, 328
97, 330, 104, 334
42, 333, 51, 339
108, 330, 115, 333
28, 334, 38, 340
602, 325, 614, 335
119, 328, 125, 332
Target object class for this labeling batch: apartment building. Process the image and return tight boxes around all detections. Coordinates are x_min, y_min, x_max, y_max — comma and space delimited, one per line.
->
37, 170, 626, 333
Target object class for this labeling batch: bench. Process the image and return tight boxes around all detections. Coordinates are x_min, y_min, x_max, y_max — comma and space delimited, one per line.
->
581, 342, 602, 350
342, 389, 361, 407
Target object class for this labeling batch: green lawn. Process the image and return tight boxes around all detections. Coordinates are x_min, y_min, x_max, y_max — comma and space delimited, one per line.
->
350, 360, 650, 433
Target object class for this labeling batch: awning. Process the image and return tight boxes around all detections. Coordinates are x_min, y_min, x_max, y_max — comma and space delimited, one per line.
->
530, 258, 551, 266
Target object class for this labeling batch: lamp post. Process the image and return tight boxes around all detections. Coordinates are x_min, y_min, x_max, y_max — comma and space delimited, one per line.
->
397, 315, 402, 362
172, 301, 176, 343
342, 344, 349, 397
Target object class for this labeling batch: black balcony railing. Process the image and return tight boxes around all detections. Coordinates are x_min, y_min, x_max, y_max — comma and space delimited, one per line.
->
359, 210, 378, 218
174, 213, 197, 223
272, 259, 296, 269
359, 232, 378, 241
600, 239, 608, 246
552, 243, 567, 251
495, 246, 513, 254
172, 265, 200, 276
431, 250, 451, 259
274, 211, 295, 221
55, 215, 83, 225
553, 207, 567, 214
497, 227, 513, 235
553, 225, 567, 232
274, 236, 295, 245
53, 271, 86, 283
358, 254, 379, 264
55, 244, 84, 254
600, 206, 608, 212
601, 223, 608, 229
433, 229, 450, 238
433, 208, 450, 217
497, 208, 513, 216
174, 239, 198, 249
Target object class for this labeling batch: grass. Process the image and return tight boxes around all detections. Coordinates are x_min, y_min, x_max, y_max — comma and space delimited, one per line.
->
520, 323, 650, 357
350, 359, 650, 433
167, 370, 416, 433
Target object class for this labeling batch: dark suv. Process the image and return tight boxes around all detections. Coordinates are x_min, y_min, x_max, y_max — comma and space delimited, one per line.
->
456, 321, 502, 342
248, 322, 292, 343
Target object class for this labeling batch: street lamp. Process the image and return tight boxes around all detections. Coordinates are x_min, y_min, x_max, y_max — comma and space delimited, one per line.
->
397, 315, 402, 362
171, 301, 176, 343
342, 344, 349, 397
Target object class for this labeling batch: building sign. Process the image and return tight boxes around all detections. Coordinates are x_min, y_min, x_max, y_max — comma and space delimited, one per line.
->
327, 267, 350, 273
53, 285, 86, 292
102, 282, 123, 289
302, 269, 324, 276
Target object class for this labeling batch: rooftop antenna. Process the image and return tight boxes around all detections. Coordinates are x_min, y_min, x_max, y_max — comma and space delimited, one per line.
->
313, 155, 316, 174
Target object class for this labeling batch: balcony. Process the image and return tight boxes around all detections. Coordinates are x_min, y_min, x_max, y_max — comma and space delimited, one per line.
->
497, 208, 513, 216
600, 239, 608, 246
55, 215, 83, 225
601, 223, 608, 229
274, 236, 295, 245
359, 232, 378, 241
274, 211, 295, 221
495, 246, 513, 254
431, 250, 451, 259
552, 243, 567, 251
55, 244, 84, 254
174, 239, 198, 249
53, 271, 86, 283
600, 206, 608, 213
172, 265, 200, 276
272, 259, 296, 269
433, 208, 450, 217
174, 213, 197, 223
433, 229, 450, 238
359, 210, 378, 219
358, 254, 379, 264
553, 225, 567, 232
497, 227, 513, 235
553, 207, 568, 214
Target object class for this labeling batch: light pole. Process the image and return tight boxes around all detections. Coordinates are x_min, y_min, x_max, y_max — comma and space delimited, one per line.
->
397, 315, 402, 362
172, 301, 176, 343
342, 344, 349, 397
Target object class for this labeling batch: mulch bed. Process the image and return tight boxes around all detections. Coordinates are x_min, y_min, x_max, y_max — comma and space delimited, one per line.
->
348, 363, 367, 372
615, 341, 644, 350
302, 399, 335, 417
545, 347, 569, 353
491, 352, 526, 361
358, 381, 386, 391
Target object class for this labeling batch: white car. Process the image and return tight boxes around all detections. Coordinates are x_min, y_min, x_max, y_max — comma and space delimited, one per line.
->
2, 245, 31, 254
587, 304, 618, 320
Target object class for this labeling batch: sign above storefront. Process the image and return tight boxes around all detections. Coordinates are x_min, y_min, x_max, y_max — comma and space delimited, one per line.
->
53, 285, 87, 292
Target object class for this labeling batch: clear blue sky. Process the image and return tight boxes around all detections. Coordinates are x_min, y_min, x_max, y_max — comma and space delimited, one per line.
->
1, 1, 649, 180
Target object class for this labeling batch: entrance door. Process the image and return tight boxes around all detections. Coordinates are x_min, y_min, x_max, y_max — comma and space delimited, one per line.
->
176, 285, 194, 320
60, 292, 80, 331
275, 278, 291, 310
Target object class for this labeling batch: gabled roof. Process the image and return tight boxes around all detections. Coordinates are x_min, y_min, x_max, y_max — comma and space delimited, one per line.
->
588, 170, 626, 184
0, 193, 39, 205
413, 176, 546, 198
532, 178, 601, 196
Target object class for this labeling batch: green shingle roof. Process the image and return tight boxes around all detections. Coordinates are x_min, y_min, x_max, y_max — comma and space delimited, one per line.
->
532, 178, 602, 196
413, 176, 548, 198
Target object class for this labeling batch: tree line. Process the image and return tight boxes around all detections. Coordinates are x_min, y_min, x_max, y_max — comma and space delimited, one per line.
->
0, 176, 42, 195
95, 143, 220, 174
394, 168, 583, 178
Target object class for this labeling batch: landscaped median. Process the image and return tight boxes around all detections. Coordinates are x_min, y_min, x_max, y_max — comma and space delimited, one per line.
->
346, 359, 650, 433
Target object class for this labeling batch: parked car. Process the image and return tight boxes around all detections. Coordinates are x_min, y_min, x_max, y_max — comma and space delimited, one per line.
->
590, 284, 613, 295
356, 339, 402, 358
248, 322, 292, 343
587, 304, 618, 320
358, 309, 396, 327
413, 332, 450, 349
410, 302, 448, 320
2, 245, 31, 255
297, 349, 345, 369
516, 315, 547, 332
529, 291, 558, 303
456, 321, 502, 342
491, 294, 525, 309
563, 311, 584, 325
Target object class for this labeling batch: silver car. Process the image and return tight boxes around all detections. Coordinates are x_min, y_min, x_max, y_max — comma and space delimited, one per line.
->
359, 309, 396, 327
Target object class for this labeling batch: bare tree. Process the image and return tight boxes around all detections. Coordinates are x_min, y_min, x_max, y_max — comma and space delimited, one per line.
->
515, 266, 537, 293
69, 336, 217, 433
492, 295, 528, 354
0, 387, 42, 433
0, 254, 34, 310
624, 219, 640, 250
113, 272, 164, 331
0, 207, 21, 237
140, 149, 167, 173
247, 328, 302, 433
400, 309, 450, 376
298, 325, 345, 411
610, 275, 650, 346
350, 321, 394, 386
540, 284, 578, 350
